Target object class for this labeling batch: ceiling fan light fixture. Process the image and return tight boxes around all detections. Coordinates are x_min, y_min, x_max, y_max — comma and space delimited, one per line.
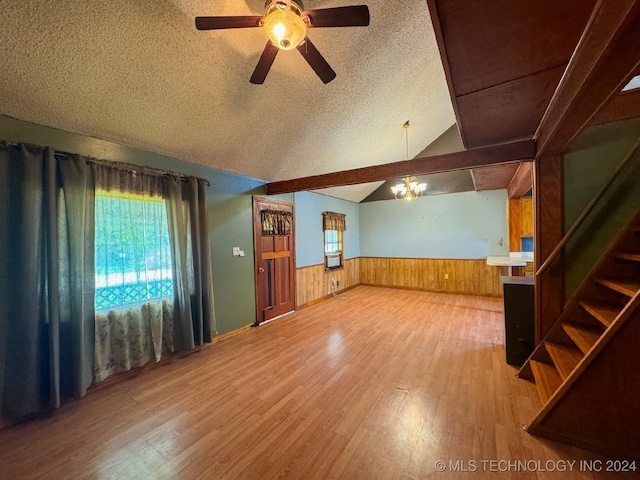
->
264, 0, 307, 50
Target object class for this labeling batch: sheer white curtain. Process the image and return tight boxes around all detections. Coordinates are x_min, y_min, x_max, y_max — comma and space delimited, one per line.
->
93, 166, 174, 382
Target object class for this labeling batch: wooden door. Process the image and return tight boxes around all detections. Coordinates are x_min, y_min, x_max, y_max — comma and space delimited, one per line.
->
253, 198, 296, 324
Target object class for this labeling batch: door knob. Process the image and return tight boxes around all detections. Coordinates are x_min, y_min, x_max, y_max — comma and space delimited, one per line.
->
258, 267, 265, 273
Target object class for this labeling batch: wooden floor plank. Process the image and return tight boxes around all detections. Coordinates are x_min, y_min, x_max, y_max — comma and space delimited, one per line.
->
0, 286, 620, 479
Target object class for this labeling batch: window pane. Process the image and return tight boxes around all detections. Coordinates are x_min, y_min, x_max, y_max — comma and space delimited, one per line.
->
95, 191, 173, 312
324, 229, 343, 257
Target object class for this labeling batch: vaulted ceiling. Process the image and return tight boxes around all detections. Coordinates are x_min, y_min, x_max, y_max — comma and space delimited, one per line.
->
1, 1, 638, 203
279, 0, 640, 200
0, 0, 455, 202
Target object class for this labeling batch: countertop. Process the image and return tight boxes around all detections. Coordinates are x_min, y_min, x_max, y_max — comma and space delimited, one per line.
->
486, 252, 534, 267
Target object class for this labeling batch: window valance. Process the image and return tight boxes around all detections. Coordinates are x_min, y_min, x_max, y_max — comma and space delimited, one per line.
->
322, 211, 346, 231
261, 209, 292, 235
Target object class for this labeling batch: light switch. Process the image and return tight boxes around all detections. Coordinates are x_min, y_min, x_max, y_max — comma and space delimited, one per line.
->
232, 247, 240, 256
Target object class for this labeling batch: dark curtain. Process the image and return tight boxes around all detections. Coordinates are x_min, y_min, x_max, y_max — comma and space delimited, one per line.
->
164, 176, 216, 351
0, 143, 95, 419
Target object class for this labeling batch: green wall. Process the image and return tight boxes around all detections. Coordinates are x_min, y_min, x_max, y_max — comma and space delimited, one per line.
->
0, 115, 294, 334
563, 116, 640, 296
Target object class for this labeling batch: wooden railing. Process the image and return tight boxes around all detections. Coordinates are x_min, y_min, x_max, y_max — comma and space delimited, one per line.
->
536, 134, 640, 277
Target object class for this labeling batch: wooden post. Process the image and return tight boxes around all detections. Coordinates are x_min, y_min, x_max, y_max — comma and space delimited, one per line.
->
534, 155, 564, 344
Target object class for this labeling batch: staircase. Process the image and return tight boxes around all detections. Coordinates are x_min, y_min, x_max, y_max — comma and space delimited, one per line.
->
518, 212, 640, 458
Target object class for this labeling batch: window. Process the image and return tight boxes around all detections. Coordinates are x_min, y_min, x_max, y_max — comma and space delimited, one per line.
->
324, 229, 343, 270
324, 229, 342, 254
322, 211, 346, 271
94, 189, 173, 313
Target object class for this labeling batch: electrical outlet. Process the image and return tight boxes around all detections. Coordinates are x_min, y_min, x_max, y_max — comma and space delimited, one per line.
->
444, 273, 449, 280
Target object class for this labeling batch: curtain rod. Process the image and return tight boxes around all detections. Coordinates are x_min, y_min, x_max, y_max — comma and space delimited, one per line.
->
0, 140, 211, 186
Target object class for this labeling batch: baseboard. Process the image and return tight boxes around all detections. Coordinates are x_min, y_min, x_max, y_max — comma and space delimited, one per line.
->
212, 324, 252, 343
359, 282, 502, 298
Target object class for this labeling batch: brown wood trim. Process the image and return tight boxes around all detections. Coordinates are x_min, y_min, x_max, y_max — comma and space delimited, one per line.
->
252, 197, 297, 322
536, 0, 640, 157
296, 262, 326, 270
507, 162, 533, 199
266, 139, 536, 195
359, 283, 501, 298
358, 256, 491, 261
534, 156, 564, 345
590, 89, 640, 125
252, 196, 294, 207
262, 250, 291, 260
508, 199, 523, 252
300, 256, 498, 263
426, 0, 467, 148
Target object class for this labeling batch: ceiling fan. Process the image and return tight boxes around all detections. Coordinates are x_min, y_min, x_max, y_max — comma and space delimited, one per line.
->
195, 1, 370, 84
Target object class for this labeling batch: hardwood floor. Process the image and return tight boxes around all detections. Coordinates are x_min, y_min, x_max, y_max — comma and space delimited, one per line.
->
0, 286, 627, 479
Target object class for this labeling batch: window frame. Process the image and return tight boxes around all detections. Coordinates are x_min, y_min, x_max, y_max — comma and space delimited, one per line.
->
94, 188, 174, 313
324, 229, 344, 271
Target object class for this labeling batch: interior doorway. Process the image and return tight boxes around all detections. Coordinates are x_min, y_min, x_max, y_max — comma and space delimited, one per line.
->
252, 197, 296, 325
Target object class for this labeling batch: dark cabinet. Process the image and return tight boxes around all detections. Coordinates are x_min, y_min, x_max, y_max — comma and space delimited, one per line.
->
501, 276, 534, 366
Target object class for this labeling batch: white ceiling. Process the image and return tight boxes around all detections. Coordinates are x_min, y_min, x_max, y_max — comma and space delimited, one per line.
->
0, 0, 455, 201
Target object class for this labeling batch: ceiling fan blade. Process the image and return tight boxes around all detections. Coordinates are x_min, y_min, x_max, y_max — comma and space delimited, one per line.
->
195, 16, 263, 30
304, 5, 370, 28
296, 38, 337, 84
250, 42, 279, 84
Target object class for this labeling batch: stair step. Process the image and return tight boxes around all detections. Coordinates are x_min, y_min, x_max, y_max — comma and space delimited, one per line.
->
612, 252, 640, 262
545, 342, 584, 380
562, 323, 602, 355
596, 278, 640, 297
579, 300, 619, 327
530, 360, 563, 404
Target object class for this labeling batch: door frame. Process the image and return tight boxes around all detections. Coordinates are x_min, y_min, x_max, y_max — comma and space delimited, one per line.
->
252, 196, 297, 326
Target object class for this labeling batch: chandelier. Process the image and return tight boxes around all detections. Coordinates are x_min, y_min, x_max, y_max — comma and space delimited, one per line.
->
391, 176, 427, 201
390, 121, 427, 201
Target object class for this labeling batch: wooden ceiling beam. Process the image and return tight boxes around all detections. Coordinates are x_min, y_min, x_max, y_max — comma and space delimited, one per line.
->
266, 139, 535, 195
536, 0, 640, 157
426, 0, 467, 148
508, 162, 533, 199
590, 89, 640, 126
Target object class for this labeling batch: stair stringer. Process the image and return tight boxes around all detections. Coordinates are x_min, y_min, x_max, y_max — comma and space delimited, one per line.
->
517, 211, 640, 381
527, 306, 640, 460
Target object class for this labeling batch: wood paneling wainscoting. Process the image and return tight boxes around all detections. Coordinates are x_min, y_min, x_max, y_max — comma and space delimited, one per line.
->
296, 258, 359, 307
359, 257, 502, 296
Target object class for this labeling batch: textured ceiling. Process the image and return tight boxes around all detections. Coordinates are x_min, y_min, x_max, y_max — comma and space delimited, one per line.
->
0, 0, 455, 201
